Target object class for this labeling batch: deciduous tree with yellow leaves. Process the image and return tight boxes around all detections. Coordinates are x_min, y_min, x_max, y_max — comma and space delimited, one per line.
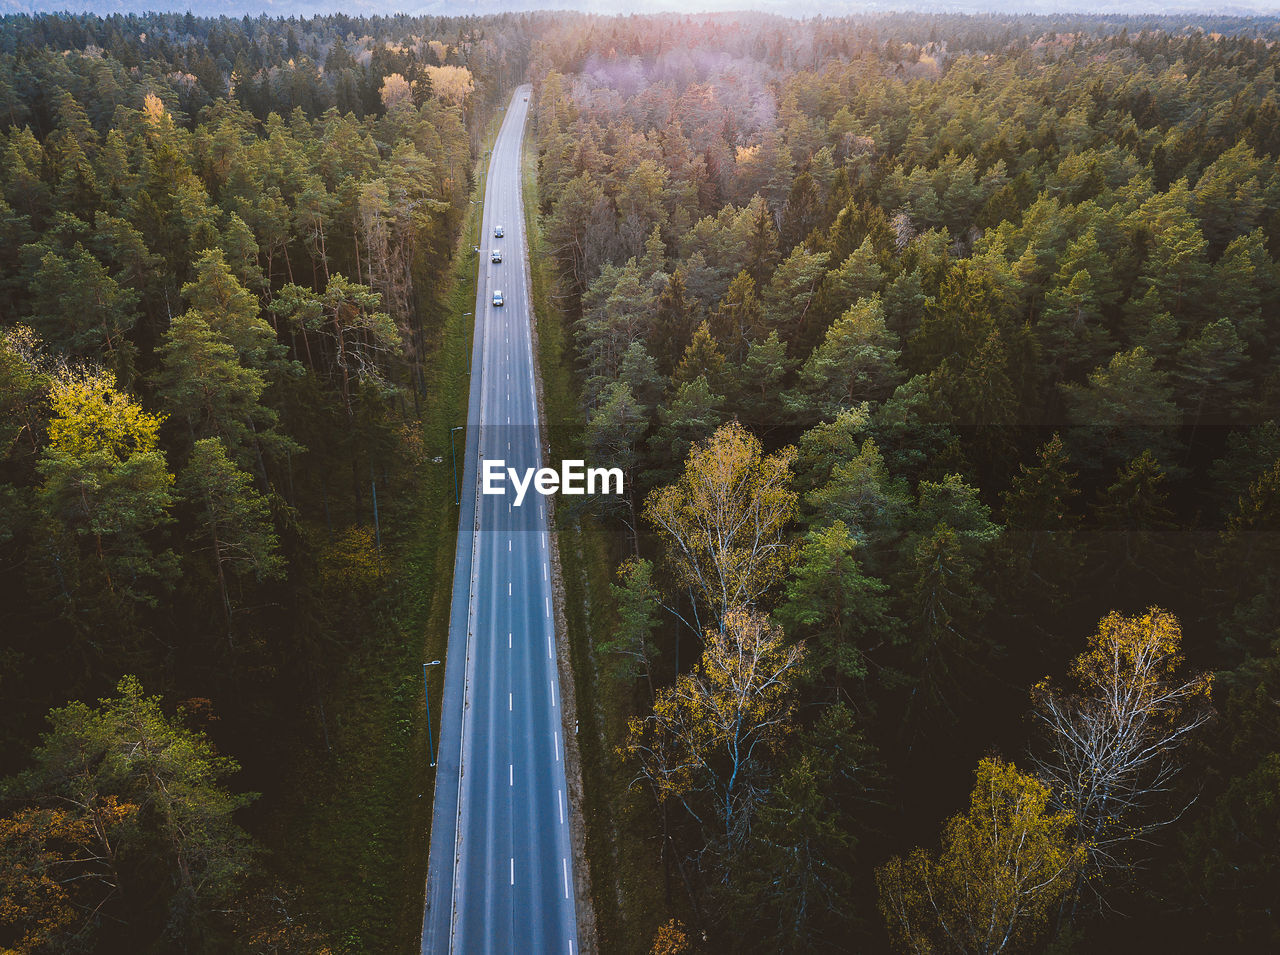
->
626, 609, 804, 881
1031, 608, 1212, 914
34, 367, 175, 616
877, 758, 1085, 955
644, 420, 797, 632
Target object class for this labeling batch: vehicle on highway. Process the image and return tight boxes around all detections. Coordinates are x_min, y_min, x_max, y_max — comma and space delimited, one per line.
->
491, 249, 502, 263
492, 290, 504, 307
493, 225, 504, 237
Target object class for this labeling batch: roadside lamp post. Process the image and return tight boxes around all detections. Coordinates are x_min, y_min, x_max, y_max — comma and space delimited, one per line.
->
450, 426, 464, 506
423, 660, 442, 767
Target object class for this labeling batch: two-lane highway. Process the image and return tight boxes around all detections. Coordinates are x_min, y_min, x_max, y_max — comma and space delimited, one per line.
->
422, 87, 579, 954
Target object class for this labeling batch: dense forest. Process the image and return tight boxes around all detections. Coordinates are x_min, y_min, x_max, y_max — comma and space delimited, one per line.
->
3, 7, 1280, 955
0, 10, 542, 951
527, 11, 1280, 955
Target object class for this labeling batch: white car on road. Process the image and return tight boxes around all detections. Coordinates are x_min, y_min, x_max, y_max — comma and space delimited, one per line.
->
493, 225, 504, 237
491, 249, 502, 263
492, 290, 504, 307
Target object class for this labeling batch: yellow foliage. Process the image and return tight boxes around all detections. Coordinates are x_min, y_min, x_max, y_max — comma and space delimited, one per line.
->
425, 64, 474, 106
46, 369, 163, 461
878, 758, 1084, 954
142, 92, 166, 127
645, 421, 797, 623
317, 525, 383, 595
0, 799, 137, 954
380, 72, 413, 111
1070, 607, 1212, 709
628, 609, 803, 809
650, 918, 691, 955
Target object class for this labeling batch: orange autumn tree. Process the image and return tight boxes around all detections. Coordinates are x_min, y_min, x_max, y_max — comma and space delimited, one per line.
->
0, 801, 136, 954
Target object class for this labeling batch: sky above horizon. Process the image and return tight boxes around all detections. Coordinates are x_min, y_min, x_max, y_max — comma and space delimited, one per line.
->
4, 0, 1280, 19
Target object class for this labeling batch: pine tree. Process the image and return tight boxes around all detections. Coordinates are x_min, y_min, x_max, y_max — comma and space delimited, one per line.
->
181, 437, 284, 643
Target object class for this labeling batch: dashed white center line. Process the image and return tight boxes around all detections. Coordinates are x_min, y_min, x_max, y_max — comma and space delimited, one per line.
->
508, 631, 512, 648
509, 692, 512, 711
558, 788, 565, 825
547, 633, 553, 659
510, 858, 514, 885
550, 678, 556, 708
509, 764, 513, 785
562, 858, 570, 898
543, 564, 547, 581
554, 730, 560, 762
508, 539, 511, 552
545, 596, 550, 617
508, 582, 512, 596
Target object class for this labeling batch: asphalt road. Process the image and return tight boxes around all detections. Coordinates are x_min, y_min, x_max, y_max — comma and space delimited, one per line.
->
422, 86, 580, 955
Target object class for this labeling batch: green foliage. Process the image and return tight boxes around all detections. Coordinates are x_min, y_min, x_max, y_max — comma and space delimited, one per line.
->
599, 558, 662, 689
777, 520, 892, 683
1062, 346, 1181, 469
182, 438, 284, 639
5, 676, 257, 950
35, 369, 176, 613
793, 295, 902, 421
0, 11, 503, 950
529, 16, 1280, 948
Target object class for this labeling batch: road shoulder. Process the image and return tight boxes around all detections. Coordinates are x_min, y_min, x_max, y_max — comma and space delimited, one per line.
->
520, 92, 601, 955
